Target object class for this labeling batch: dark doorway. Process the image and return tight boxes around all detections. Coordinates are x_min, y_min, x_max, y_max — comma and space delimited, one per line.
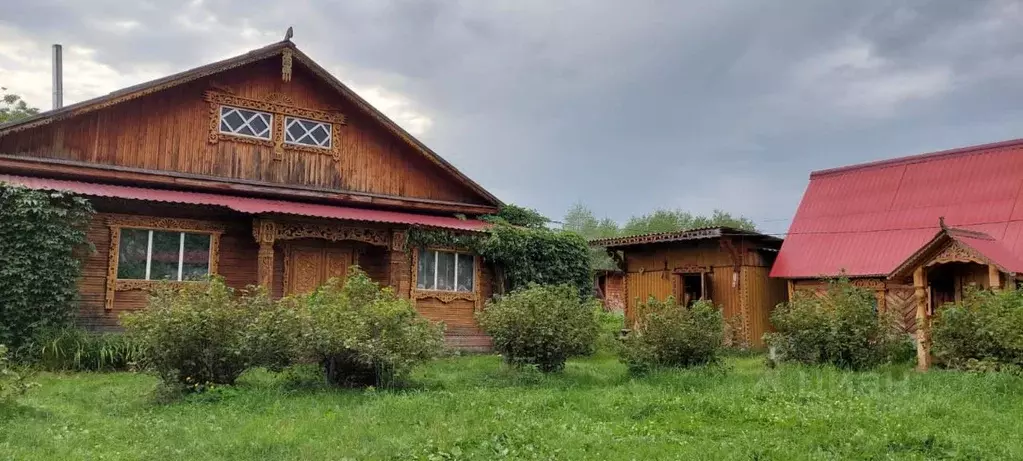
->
680, 273, 705, 307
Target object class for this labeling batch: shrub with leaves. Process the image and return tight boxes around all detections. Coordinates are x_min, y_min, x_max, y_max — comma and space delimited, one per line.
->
294, 268, 445, 387
932, 287, 1023, 371
619, 298, 724, 374
765, 278, 911, 370
26, 327, 144, 372
477, 284, 600, 372
0, 184, 93, 352
121, 278, 290, 390
0, 345, 36, 405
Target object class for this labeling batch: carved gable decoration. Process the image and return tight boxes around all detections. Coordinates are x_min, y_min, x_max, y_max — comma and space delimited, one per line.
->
204, 90, 346, 162
925, 241, 987, 267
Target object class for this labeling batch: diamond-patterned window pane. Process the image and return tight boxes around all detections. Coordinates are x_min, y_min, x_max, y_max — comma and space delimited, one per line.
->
284, 116, 331, 148
219, 105, 272, 140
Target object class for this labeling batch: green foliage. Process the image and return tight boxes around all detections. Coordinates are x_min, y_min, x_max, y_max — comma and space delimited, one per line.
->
121, 278, 287, 390
486, 204, 549, 228
595, 309, 625, 354
562, 202, 622, 270
477, 284, 600, 372
0, 184, 94, 352
0, 344, 36, 405
478, 224, 593, 296
407, 218, 593, 297
622, 208, 756, 235
766, 278, 912, 370
293, 268, 445, 387
561, 203, 757, 273
0, 88, 39, 124
932, 287, 1023, 371
619, 298, 725, 374
26, 328, 144, 372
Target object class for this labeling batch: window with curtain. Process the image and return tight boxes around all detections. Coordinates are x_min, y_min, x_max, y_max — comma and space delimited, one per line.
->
117, 229, 212, 281
416, 249, 475, 292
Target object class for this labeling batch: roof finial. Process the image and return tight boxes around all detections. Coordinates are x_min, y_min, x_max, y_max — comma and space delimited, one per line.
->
939, 216, 947, 230
284, 26, 294, 42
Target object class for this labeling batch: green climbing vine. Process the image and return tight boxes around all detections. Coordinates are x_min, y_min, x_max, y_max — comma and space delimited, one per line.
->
407, 206, 591, 297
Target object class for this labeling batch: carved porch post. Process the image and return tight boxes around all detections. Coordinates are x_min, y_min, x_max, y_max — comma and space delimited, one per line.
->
253, 219, 277, 289
914, 266, 931, 371
389, 230, 410, 299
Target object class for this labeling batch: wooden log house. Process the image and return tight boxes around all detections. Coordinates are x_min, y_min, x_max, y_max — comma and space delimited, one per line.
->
771, 139, 1023, 369
591, 228, 788, 348
0, 39, 505, 350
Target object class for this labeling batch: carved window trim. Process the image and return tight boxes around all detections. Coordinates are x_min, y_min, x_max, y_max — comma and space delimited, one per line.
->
105, 215, 225, 311
284, 116, 332, 149
218, 105, 273, 140
204, 90, 346, 161
410, 247, 483, 309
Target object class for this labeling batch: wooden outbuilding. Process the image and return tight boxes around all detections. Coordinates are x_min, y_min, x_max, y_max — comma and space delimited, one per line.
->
591, 227, 787, 348
772, 138, 1023, 369
0, 39, 505, 350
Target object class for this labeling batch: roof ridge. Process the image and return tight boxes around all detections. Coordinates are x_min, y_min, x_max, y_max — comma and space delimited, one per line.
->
810, 137, 1023, 179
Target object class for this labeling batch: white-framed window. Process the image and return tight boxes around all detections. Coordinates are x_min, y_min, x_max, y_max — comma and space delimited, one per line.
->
117, 229, 212, 281
219, 105, 273, 140
285, 116, 332, 148
417, 249, 475, 292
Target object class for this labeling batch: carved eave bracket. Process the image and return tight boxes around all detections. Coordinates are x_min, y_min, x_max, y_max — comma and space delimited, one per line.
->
104, 215, 225, 311
925, 241, 988, 268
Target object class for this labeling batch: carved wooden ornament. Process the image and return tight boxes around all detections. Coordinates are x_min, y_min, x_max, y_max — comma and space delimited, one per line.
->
104, 215, 225, 311
204, 90, 346, 161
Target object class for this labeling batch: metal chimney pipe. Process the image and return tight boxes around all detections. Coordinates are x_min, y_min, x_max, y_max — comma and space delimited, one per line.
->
52, 44, 63, 109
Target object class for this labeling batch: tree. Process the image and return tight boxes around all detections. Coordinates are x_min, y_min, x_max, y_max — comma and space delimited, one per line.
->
0, 89, 40, 124
561, 204, 757, 272
622, 209, 755, 235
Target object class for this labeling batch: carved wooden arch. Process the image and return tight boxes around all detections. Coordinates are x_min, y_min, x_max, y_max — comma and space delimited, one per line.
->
204, 90, 346, 161
105, 215, 226, 311
410, 246, 484, 310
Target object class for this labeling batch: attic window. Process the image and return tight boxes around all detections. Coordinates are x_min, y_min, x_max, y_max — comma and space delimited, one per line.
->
285, 116, 332, 148
219, 105, 272, 140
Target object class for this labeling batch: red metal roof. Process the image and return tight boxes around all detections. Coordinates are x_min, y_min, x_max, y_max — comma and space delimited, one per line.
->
0, 174, 489, 232
772, 138, 1023, 278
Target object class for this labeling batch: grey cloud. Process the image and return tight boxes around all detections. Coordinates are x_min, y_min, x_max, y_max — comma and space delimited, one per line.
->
4, 0, 1023, 234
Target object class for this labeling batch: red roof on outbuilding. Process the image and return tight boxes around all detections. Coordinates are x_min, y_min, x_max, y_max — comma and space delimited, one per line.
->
0, 174, 489, 232
771, 138, 1023, 278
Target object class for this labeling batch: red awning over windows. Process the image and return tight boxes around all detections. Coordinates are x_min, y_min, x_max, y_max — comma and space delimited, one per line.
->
0, 174, 489, 232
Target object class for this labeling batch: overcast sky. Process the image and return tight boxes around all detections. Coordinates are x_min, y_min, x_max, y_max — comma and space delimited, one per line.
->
3, 1, 1023, 234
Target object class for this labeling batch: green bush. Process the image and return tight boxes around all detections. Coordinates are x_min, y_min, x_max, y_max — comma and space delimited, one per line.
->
477, 284, 600, 373
932, 287, 1023, 371
294, 269, 445, 387
0, 184, 94, 352
765, 278, 911, 370
596, 310, 625, 354
27, 327, 144, 372
121, 278, 291, 391
619, 298, 725, 374
0, 345, 36, 405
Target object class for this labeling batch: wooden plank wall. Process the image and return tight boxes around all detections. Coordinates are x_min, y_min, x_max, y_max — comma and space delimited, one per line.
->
742, 266, 788, 348
0, 59, 488, 206
78, 212, 256, 331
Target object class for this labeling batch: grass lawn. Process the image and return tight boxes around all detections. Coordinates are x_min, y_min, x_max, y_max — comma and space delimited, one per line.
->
2, 354, 1023, 460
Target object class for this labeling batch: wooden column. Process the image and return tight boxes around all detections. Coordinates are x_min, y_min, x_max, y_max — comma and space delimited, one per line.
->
253, 219, 277, 290
988, 264, 1001, 291
913, 266, 931, 371
787, 280, 795, 301
389, 230, 410, 299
